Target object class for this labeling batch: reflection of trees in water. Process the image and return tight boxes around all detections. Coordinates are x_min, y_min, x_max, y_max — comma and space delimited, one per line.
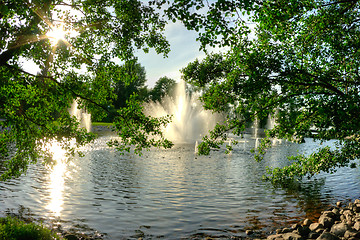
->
244, 210, 267, 232
262, 141, 335, 224
4, 205, 34, 222
282, 177, 331, 221
242, 177, 332, 235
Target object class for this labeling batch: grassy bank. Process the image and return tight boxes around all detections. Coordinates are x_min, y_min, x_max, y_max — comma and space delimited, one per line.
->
0, 216, 61, 240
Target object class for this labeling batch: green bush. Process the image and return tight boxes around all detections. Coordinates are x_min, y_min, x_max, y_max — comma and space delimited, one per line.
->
0, 216, 61, 240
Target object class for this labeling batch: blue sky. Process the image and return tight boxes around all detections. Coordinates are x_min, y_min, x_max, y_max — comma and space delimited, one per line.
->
21, 20, 224, 89
20, 0, 234, 89
136, 21, 207, 88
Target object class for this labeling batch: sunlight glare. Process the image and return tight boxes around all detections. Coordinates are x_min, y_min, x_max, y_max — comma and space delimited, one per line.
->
45, 140, 68, 217
46, 26, 66, 46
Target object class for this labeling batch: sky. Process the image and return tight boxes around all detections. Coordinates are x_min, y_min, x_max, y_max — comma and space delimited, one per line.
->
20, 14, 228, 90
136, 21, 208, 88
19, 0, 237, 90
21, 21, 209, 88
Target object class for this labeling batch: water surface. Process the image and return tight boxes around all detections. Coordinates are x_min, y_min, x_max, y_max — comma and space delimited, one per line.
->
1, 135, 359, 239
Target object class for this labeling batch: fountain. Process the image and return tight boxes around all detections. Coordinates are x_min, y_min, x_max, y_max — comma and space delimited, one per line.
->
69, 99, 92, 132
252, 117, 260, 149
3, 98, 360, 239
194, 140, 199, 154
265, 113, 275, 130
266, 112, 282, 145
145, 80, 223, 143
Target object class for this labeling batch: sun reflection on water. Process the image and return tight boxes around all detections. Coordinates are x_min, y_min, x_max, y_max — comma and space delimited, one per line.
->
45, 141, 68, 217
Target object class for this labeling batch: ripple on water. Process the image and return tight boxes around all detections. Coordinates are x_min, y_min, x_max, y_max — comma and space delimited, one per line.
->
0, 136, 360, 239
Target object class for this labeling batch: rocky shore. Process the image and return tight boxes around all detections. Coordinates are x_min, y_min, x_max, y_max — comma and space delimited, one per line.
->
58, 200, 360, 240
263, 199, 360, 240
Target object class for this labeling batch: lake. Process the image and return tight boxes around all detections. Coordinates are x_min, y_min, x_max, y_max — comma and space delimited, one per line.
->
0, 134, 359, 239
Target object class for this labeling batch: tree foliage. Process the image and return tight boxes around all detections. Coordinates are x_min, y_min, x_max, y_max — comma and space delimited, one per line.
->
0, 0, 172, 180
112, 60, 148, 109
180, 0, 360, 183
95, 60, 150, 122
2, 0, 360, 184
149, 76, 176, 103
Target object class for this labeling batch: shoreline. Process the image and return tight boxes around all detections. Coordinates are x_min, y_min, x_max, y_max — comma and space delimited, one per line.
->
262, 198, 360, 240
56, 198, 360, 239
2, 199, 359, 239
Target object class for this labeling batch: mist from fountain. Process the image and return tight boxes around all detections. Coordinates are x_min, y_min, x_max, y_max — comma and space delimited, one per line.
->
265, 113, 275, 130
266, 111, 282, 145
252, 117, 260, 149
145, 81, 223, 143
69, 99, 92, 133
253, 118, 260, 139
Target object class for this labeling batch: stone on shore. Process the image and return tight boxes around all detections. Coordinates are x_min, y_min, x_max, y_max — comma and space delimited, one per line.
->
316, 232, 339, 240
330, 222, 349, 236
303, 218, 312, 226
265, 199, 360, 240
354, 221, 360, 231
309, 223, 324, 232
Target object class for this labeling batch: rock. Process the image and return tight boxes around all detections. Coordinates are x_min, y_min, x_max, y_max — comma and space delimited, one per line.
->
315, 228, 325, 234
318, 216, 334, 229
322, 211, 336, 219
349, 202, 355, 209
282, 232, 303, 240
303, 218, 312, 226
353, 204, 360, 213
282, 228, 292, 233
308, 231, 320, 239
294, 225, 310, 237
353, 221, 360, 231
330, 222, 348, 237
343, 209, 353, 219
346, 219, 354, 226
332, 208, 340, 216
267, 233, 284, 240
264, 200, 360, 240
246, 229, 254, 235
316, 232, 340, 240
291, 223, 300, 230
309, 223, 324, 232
344, 229, 360, 239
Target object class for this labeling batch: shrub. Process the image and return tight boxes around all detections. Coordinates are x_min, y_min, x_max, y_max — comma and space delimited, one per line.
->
0, 216, 61, 240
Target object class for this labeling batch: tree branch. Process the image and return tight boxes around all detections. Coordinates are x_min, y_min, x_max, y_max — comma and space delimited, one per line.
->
284, 69, 346, 96
321, 0, 359, 7
4, 63, 111, 115
52, 3, 86, 16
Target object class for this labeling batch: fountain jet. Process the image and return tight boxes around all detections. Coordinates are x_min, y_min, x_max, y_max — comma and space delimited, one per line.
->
69, 99, 92, 132
145, 81, 223, 143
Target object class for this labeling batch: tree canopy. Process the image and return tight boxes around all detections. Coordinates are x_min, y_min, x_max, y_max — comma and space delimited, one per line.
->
149, 76, 176, 103
2, 0, 360, 183
0, 0, 173, 180
180, 0, 360, 183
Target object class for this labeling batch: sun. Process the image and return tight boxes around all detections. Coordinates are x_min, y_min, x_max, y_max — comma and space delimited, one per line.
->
46, 25, 66, 46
